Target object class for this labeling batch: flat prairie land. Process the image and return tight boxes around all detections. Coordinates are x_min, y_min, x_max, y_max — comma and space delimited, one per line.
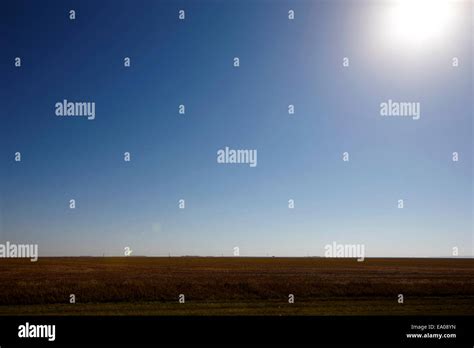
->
0, 257, 472, 315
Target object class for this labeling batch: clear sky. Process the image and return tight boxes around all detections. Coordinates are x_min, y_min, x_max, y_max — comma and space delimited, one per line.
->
1, 0, 472, 257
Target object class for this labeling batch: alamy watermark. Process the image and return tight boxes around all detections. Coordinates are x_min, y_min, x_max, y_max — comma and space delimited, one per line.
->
0, 241, 38, 262
380, 99, 420, 120
217, 146, 257, 167
55, 99, 95, 120
324, 241, 365, 262
18, 322, 55, 341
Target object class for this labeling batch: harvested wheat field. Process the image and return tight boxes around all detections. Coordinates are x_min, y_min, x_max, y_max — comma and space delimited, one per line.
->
0, 257, 472, 315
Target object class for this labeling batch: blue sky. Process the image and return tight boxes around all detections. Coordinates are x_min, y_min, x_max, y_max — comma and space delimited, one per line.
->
0, 0, 472, 257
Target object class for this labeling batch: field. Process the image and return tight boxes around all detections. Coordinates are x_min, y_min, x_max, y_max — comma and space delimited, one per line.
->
0, 257, 472, 315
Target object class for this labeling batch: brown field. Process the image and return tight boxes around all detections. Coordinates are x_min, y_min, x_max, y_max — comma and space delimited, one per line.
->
0, 257, 472, 315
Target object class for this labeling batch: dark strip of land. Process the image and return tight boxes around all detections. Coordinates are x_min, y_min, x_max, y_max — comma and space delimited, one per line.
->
0, 257, 472, 315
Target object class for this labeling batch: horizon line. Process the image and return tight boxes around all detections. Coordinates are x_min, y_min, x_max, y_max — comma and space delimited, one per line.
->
16, 255, 474, 259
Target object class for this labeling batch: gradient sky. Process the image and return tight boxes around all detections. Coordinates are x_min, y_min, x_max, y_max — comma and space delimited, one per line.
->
1, 0, 472, 257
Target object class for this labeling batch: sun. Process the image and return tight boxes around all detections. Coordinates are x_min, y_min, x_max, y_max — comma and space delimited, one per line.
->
387, 0, 454, 45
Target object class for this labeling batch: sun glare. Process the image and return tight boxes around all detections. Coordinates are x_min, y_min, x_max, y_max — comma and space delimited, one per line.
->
387, 0, 454, 45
